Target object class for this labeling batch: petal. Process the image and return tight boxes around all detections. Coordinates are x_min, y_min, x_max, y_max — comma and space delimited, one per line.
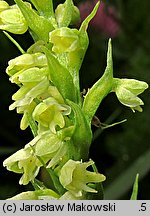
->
116, 86, 144, 107
49, 27, 80, 53
0, 1, 9, 12
118, 78, 148, 95
18, 67, 48, 83
35, 132, 62, 156
0, 6, 28, 34
59, 159, 77, 187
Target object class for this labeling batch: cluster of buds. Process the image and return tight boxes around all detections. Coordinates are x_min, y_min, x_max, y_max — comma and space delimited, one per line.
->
0, 0, 148, 200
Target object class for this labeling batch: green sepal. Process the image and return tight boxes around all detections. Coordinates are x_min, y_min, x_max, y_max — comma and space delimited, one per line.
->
85, 182, 104, 200
29, 0, 54, 19
55, 0, 80, 27
14, 0, 54, 42
86, 163, 104, 200
42, 46, 76, 102
67, 100, 92, 161
82, 39, 113, 124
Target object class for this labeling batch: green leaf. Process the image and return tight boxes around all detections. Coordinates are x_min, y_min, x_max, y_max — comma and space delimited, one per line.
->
47, 168, 66, 195
29, 0, 54, 18
42, 46, 76, 102
3, 31, 25, 54
67, 100, 92, 160
14, 0, 54, 42
82, 39, 113, 124
104, 149, 150, 199
130, 173, 139, 200
79, 1, 100, 33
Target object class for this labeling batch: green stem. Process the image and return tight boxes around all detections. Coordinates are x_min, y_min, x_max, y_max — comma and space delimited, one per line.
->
27, 113, 38, 137
29, 0, 54, 18
3, 31, 25, 54
30, 145, 65, 195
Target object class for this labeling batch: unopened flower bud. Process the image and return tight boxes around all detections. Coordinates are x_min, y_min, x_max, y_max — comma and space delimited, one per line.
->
113, 78, 148, 112
6, 52, 47, 77
0, 3, 29, 34
49, 27, 80, 54
55, 0, 80, 28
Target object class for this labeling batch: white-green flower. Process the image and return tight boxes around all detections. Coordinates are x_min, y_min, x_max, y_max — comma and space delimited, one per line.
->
7, 52, 50, 130
0, 2, 29, 34
33, 97, 71, 133
27, 127, 74, 168
9, 77, 49, 110
49, 27, 80, 54
113, 78, 148, 112
59, 159, 106, 197
3, 125, 74, 186
17, 101, 37, 130
3, 146, 42, 185
6, 52, 48, 78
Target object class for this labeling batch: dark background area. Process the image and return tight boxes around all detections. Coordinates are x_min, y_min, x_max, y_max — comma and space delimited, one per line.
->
0, 0, 150, 199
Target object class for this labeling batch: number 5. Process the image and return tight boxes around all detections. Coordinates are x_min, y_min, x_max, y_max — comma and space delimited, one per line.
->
141, 203, 146, 211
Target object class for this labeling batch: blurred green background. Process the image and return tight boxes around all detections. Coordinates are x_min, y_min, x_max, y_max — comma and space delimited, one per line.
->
0, 0, 150, 199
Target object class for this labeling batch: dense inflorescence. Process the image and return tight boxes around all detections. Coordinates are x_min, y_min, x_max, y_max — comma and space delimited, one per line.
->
0, 0, 148, 200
